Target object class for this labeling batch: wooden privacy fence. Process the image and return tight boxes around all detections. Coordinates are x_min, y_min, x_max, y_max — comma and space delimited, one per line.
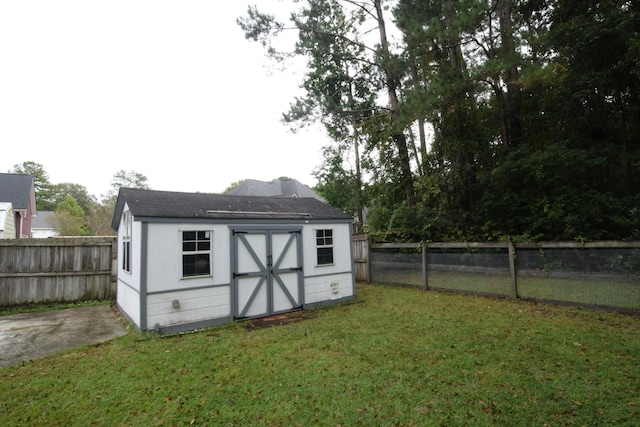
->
0, 237, 117, 307
352, 234, 370, 282
352, 236, 640, 313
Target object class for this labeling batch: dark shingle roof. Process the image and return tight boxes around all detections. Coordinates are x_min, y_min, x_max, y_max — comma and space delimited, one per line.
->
112, 188, 351, 230
32, 211, 55, 229
227, 178, 324, 201
0, 173, 34, 211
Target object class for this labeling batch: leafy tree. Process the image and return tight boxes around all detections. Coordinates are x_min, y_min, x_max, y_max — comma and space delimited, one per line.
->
51, 195, 89, 236
107, 169, 150, 198
86, 201, 116, 236
52, 183, 96, 215
238, 0, 416, 215
238, 0, 640, 242
391, 0, 640, 241
8, 161, 56, 210
90, 170, 151, 236
312, 143, 365, 229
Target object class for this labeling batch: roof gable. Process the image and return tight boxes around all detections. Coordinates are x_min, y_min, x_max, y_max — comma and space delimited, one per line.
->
112, 188, 351, 230
0, 173, 36, 212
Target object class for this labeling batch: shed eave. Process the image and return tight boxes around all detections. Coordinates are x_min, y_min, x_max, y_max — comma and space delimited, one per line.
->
131, 215, 353, 225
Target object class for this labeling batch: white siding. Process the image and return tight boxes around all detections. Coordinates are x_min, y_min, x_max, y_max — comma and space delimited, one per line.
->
301, 223, 354, 305
116, 202, 141, 292
31, 228, 58, 238
146, 286, 230, 329
304, 272, 354, 304
117, 280, 141, 325
302, 223, 353, 276
145, 223, 231, 293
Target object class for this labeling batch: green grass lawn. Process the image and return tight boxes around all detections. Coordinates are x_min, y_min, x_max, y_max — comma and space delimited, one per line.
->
1, 284, 639, 426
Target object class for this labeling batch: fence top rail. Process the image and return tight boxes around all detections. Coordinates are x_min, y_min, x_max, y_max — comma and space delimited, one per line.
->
369, 240, 640, 250
371, 243, 421, 249
515, 240, 640, 249
0, 237, 117, 247
426, 242, 509, 249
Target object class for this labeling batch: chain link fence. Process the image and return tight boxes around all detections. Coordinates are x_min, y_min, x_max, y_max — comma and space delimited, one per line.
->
367, 241, 640, 313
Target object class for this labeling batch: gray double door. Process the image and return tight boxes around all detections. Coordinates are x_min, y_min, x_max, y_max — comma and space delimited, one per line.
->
232, 227, 303, 319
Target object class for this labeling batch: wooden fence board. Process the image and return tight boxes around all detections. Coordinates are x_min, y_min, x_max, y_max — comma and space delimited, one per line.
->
0, 237, 117, 307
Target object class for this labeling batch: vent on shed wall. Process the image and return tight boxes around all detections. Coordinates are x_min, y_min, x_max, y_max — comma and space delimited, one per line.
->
330, 282, 341, 300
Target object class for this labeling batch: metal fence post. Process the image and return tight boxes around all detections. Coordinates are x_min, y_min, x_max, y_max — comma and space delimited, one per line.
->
508, 240, 518, 299
422, 242, 429, 290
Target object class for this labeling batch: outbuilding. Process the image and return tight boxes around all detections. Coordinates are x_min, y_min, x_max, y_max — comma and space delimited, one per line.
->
112, 188, 355, 334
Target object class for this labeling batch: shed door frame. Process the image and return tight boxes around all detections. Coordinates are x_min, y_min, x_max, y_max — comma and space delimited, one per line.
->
231, 226, 303, 319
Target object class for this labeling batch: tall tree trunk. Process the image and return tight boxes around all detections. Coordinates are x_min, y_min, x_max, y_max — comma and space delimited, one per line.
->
374, 0, 415, 206
445, 0, 465, 73
347, 74, 364, 230
410, 51, 428, 176
498, 0, 522, 146
352, 118, 364, 230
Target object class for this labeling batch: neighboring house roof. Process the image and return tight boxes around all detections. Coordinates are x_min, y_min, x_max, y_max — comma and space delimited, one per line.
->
32, 211, 55, 229
227, 178, 324, 202
0, 173, 36, 214
112, 188, 351, 230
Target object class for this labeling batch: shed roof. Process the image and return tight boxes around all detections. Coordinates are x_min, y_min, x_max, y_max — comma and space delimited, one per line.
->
112, 188, 352, 230
0, 173, 36, 212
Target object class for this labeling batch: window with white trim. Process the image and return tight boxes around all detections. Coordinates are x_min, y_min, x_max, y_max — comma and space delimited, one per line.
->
316, 229, 334, 265
182, 230, 211, 277
122, 211, 131, 273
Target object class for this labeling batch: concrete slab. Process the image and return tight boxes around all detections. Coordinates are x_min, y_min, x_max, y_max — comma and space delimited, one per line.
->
0, 305, 128, 368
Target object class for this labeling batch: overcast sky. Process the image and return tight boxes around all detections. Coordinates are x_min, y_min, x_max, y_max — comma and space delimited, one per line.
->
0, 1, 330, 199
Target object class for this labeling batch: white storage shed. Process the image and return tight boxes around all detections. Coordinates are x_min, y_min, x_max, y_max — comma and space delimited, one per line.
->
112, 188, 355, 334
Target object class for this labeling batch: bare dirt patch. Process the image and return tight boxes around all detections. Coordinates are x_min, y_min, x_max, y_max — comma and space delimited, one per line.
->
244, 310, 315, 331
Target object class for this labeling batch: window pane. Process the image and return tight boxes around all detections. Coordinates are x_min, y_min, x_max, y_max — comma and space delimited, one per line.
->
195, 254, 210, 275
183, 254, 196, 276
317, 247, 334, 265
183, 254, 211, 277
183, 230, 211, 276
122, 242, 129, 271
